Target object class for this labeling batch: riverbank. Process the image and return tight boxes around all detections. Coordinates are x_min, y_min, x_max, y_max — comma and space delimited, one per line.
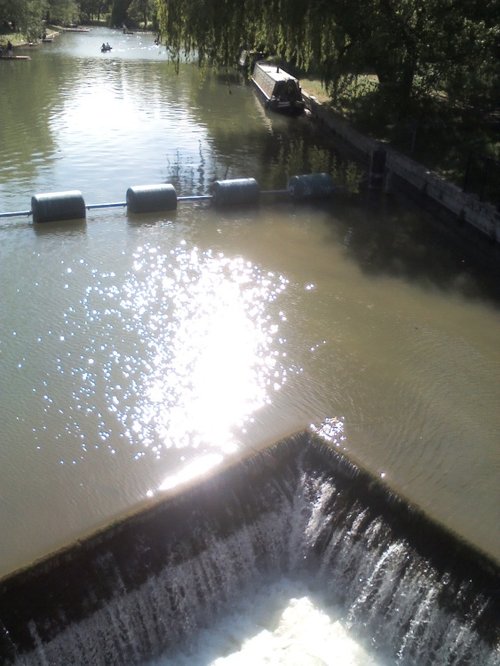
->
301, 89, 500, 245
0, 28, 59, 50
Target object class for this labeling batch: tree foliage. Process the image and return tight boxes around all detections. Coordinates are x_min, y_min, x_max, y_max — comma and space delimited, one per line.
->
155, 0, 499, 111
0, 0, 78, 36
2, 0, 497, 113
110, 0, 131, 25
0, 0, 46, 38
47, 0, 79, 24
0, 0, 154, 32
79, 0, 113, 22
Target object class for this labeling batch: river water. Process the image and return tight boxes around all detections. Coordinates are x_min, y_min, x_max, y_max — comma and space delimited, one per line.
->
0, 26, 499, 589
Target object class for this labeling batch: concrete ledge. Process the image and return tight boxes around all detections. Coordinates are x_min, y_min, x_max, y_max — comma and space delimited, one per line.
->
303, 93, 500, 244
0, 429, 498, 663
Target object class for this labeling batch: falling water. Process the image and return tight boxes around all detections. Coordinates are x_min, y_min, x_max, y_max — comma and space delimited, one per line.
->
1, 429, 498, 665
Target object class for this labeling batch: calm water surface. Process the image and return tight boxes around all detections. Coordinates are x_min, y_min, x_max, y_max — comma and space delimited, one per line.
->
0, 29, 499, 577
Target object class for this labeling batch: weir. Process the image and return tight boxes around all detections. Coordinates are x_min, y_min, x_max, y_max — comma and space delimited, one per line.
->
1, 429, 499, 665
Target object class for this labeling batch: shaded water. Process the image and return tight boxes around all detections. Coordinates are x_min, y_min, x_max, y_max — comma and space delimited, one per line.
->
0, 26, 499, 586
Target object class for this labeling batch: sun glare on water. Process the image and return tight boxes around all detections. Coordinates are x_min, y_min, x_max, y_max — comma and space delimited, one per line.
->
65, 241, 289, 491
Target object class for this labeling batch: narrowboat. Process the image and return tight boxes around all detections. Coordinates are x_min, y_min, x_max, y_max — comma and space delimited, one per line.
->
250, 61, 305, 115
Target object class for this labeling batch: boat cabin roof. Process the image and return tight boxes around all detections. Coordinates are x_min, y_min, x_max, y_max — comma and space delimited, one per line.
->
254, 61, 299, 84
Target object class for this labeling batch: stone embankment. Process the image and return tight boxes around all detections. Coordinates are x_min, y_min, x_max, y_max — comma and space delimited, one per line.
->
303, 92, 500, 245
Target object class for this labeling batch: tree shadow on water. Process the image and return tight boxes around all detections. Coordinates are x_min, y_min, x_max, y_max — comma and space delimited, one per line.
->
325, 192, 500, 307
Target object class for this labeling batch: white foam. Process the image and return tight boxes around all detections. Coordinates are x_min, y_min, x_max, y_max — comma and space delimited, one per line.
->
149, 578, 385, 666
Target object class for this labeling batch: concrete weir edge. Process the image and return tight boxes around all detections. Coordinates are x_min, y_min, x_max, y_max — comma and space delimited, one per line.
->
0, 428, 499, 662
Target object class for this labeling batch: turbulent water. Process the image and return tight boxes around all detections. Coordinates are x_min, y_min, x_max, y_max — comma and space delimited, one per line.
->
1, 433, 498, 665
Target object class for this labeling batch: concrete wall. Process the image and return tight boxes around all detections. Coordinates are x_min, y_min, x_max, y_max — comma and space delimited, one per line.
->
303, 93, 500, 244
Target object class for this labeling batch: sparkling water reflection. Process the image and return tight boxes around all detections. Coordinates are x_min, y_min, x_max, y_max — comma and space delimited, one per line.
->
0, 30, 499, 578
73, 243, 288, 464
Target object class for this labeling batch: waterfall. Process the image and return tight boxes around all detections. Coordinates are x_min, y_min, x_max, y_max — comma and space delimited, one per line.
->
1, 431, 498, 665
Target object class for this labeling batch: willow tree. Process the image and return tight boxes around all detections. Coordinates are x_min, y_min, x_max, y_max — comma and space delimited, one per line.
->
154, 0, 434, 101
155, 0, 499, 112
155, 0, 339, 70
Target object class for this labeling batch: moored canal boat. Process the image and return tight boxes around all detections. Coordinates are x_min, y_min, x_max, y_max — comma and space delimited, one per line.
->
250, 61, 305, 115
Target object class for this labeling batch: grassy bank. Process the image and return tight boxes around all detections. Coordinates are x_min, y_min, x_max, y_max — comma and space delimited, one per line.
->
0, 32, 28, 47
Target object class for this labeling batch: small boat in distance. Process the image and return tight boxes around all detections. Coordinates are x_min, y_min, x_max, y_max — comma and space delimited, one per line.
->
0, 40, 30, 60
101, 43, 112, 52
250, 61, 305, 115
0, 54, 31, 60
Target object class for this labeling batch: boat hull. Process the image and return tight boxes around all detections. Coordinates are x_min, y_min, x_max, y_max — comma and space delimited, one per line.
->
250, 61, 305, 115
